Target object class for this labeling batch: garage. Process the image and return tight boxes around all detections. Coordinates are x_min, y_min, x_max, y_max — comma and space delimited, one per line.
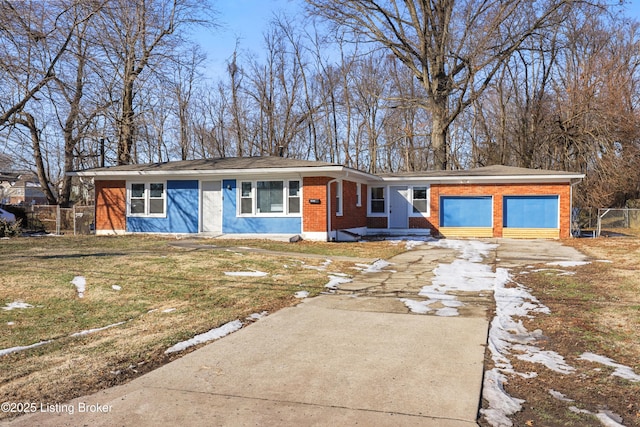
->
439, 196, 493, 237
503, 195, 559, 238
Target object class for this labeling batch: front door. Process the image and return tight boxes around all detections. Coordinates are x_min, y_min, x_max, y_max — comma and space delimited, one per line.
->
389, 186, 409, 228
201, 181, 222, 233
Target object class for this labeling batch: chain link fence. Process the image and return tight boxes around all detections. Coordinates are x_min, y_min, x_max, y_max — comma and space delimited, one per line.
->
596, 208, 640, 237
23, 205, 95, 235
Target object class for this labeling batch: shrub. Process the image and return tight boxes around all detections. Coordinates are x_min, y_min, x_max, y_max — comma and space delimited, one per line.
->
0, 218, 22, 237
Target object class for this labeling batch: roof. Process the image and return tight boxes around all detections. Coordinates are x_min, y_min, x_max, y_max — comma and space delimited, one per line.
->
69, 156, 379, 181
69, 159, 584, 184
380, 165, 584, 183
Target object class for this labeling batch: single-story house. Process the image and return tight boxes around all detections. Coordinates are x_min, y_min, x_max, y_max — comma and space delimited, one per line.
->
69, 157, 584, 240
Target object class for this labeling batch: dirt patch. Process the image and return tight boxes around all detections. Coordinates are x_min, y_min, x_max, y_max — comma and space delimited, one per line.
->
480, 238, 640, 426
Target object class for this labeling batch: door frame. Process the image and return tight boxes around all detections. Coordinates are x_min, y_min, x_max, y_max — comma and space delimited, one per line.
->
200, 180, 222, 233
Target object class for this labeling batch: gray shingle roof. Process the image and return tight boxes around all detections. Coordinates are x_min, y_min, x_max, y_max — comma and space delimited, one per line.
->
379, 165, 583, 178
76, 156, 342, 173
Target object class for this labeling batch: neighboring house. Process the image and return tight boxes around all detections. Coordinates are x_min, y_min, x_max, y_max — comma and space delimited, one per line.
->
0, 172, 48, 205
69, 157, 584, 240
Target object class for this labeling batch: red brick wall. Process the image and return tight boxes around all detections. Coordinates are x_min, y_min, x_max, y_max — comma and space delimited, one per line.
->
431, 183, 572, 238
302, 178, 368, 233
95, 180, 126, 231
332, 181, 368, 230
302, 176, 331, 232
367, 217, 388, 228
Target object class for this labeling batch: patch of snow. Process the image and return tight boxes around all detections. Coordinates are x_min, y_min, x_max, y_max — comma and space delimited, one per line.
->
324, 275, 352, 289
164, 319, 243, 354
71, 276, 86, 298
224, 271, 268, 277
546, 260, 590, 267
596, 411, 625, 427
569, 406, 591, 414
246, 311, 268, 321
429, 238, 498, 263
513, 345, 575, 374
0, 340, 52, 357
162, 308, 176, 313
549, 389, 574, 402
303, 259, 332, 271
596, 259, 613, 263
399, 298, 433, 314
6, 322, 14, 326
112, 285, 122, 291
579, 352, 640, 382
355, 259, 395, 273
435, 307, 459, 317
294, 291, 309, 299
480, 368, 525, 427
70, 321, 127, 337
2, 301, 33, 311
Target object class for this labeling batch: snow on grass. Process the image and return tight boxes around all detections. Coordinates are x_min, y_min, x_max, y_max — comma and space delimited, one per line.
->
546, 260, 591, 267
165, 320, 243, 354
579, 352, 640, 382
70, 321, 128, 337
294, 290, 310, 299
355, 259, 394, 273
549, 389, 574, 402
324, 275, 352, 289
2, 301, 33, 310
112, 285, 122, 291
224, 270, 268, 277
71, 276, 86, 298
0, 340, 52, 357
245, 311, 268, 321
481, 368, 525, 427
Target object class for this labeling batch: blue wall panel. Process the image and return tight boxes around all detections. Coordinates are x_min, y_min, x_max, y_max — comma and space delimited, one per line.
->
503, 195, 558, 228
440, 196, 492, 227
127, 180, 199, 233
222, 179, 302, 234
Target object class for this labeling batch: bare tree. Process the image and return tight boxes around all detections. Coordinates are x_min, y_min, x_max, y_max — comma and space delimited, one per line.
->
95, 0, 211, 165
305, 0, 594, 170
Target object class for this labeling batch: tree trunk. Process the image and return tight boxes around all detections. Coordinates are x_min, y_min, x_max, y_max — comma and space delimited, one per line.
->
17, 113, 58, 204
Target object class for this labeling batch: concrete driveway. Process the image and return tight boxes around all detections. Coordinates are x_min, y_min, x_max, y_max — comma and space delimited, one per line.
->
3, 238, 586, 427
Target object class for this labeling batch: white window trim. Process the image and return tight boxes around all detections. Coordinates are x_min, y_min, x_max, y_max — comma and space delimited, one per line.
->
237, 179, 302, 217
356, 183, 362, 207
368, 186, 386, 216
409, 185, 430, 217
335, 180, 343, 217
127, 181, 167, 218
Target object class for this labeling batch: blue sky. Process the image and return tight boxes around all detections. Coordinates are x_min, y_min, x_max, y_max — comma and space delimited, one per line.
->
197, 1, 640, 80
196, 0, 301, 79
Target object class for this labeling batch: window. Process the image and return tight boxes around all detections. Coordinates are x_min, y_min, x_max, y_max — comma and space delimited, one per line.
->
335, 180, 343, 216
370, 187, 385, 213
412, 186, 429, 214
128, 182, 165, 216
257, 181, 284, 213
356, 183, 362, 207
288, 180, 300, 214
240, 182, 253, 214
239, 180, 301, 215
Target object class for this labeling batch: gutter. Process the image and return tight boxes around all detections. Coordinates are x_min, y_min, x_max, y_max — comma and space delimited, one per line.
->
326, 178, 337, 242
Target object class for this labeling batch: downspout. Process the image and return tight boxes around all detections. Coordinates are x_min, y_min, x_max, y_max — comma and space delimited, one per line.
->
327, 178, 337, 242
570, 179, 581, 238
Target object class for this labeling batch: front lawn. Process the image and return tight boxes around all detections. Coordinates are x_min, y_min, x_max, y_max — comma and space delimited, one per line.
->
0, 235, 404, 419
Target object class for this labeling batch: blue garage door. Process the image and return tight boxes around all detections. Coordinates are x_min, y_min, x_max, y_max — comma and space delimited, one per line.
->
440, 196, 493, 227
503, 196, 558, 228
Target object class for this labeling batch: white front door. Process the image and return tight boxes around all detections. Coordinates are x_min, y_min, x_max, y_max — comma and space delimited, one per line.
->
201, 181, 222, 233
389, 186, 409, 228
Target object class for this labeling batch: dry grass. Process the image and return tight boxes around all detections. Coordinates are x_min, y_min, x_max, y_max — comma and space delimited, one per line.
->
0, 235, 405, 419
491, 238, 640, 426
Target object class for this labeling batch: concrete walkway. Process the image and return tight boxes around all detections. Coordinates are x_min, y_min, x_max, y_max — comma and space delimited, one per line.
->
3, 239, 586, 427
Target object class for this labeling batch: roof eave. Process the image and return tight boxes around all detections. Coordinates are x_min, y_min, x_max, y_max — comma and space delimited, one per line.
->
379, 174, 585, 184
69, 166, 381, 181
